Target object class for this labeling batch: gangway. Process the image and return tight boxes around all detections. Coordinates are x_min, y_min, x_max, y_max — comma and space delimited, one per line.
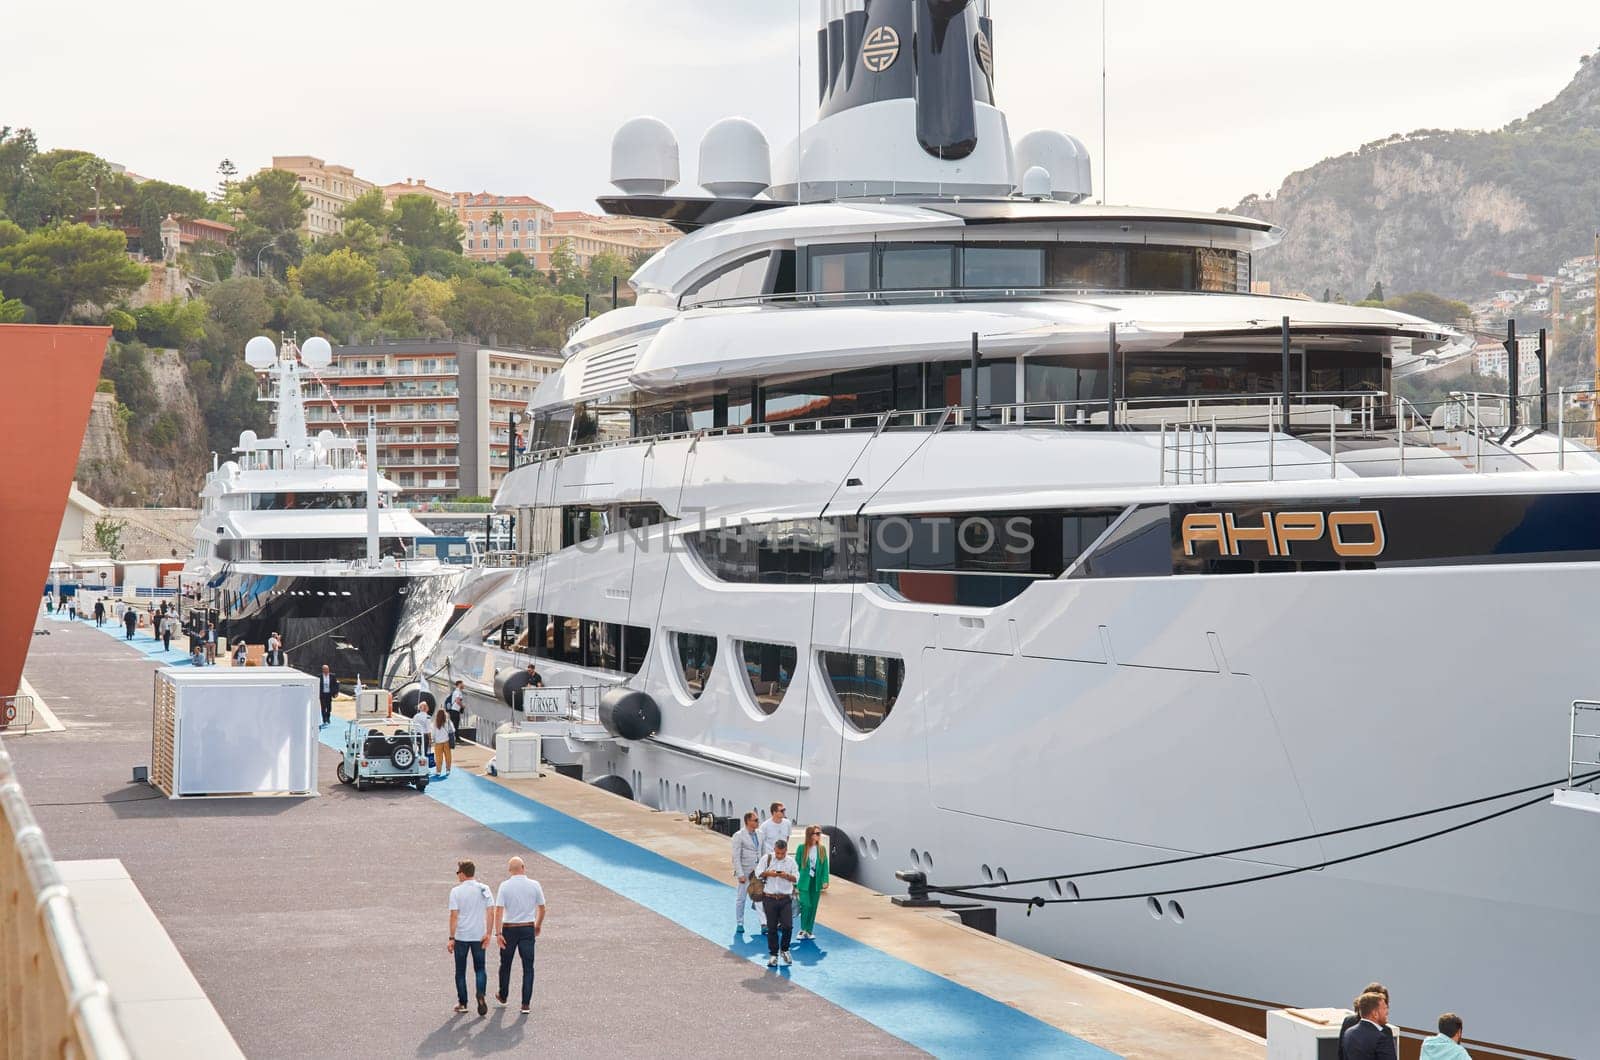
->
1553, 699, 1600, 813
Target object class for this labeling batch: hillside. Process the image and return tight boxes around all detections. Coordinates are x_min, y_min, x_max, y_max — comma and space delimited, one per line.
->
1232, 49, 1600, 302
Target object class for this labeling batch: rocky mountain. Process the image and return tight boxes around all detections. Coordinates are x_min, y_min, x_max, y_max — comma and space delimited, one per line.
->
1232, 49, 1600, 303
76, 347, 210, 505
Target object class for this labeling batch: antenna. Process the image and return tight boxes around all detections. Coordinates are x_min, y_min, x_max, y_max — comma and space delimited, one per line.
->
1101, 0, 1108, 203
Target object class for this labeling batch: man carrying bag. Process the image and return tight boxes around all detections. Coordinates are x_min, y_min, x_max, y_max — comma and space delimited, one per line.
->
755, 839, 798, 968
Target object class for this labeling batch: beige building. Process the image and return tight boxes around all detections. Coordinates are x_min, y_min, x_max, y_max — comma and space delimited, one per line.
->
544, 211, 678, 270
381, 178, 454, 210
299, 341, 562, 499
269, 155, 375, 241
453, 192, 553, 262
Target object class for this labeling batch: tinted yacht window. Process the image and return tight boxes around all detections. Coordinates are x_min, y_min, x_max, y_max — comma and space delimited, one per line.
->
879, 244, 956, 290
807, 246, 872, 293
963, 246, 1044, 287
820, 651, 904, 733
736, 641, 796, 715
674, 632, 718, 698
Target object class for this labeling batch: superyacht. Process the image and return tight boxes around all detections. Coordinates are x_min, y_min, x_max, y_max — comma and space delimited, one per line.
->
425, 3, 1600, 1056
187, 336, 462, 686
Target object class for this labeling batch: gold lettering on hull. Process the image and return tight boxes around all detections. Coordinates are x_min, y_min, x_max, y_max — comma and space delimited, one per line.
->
1181, 510, 1385, 559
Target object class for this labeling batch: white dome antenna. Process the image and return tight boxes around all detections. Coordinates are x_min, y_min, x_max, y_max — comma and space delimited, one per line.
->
611, 117, 680, 196
699, 117, 771, 199
1013, 131, 1093, 203
301, 336, 333, 369
244, 335, 277, 369
1020, 166, 1052, 201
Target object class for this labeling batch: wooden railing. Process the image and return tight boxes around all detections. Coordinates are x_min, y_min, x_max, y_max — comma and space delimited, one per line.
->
0, 740, 131, 1060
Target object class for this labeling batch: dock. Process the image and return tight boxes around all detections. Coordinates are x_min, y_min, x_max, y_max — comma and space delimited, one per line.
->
10, 613, 1265, 1058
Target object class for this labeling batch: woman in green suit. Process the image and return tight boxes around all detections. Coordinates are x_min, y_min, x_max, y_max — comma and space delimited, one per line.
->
795, 825, 830, 940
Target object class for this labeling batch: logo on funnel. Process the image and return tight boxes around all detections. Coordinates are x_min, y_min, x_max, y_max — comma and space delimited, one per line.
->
862, 26, 901, 73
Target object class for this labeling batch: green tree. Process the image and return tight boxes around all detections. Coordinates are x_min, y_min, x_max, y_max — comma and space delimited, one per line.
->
375, 274, 453, 338
1365, 280, 1386, 302
132, 179, 209, 259
92, 516, 127, 559
389, 194, 464, 273
0, 288, 24, 322
586, 252, 634, 304
0, 127, 38, 221
446, 276, 537, 345
548, 240, 583, 294
1383, 291, 1473, 325
134, 299, 207, 348
0, 222, 148, 322
340, 188, 390, 229
8, 150, 130, 231
318, 217, 384, 260
290, 248, 378, 311
233, 169, 307, 277
215, 158, 238, 203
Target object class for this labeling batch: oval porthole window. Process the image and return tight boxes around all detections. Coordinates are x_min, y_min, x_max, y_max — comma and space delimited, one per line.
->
671, 631, 717, 699
1064, 880, 1080, 900
910, 848, 921, 867
996, 868, 1009, 884
734, 639, 796, 715
819, 649, 905, 733
981, 864, 994, 882
1048, 880, 1063, 898
1167, 900, 1185, 923
1146, 896, 1163, 919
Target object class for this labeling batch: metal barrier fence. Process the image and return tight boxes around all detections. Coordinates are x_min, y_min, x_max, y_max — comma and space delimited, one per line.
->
0, 739, 132, 1060
1, 695, 35, 734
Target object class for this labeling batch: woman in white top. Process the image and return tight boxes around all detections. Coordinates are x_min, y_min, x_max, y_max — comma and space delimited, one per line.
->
431, 707, 456, 777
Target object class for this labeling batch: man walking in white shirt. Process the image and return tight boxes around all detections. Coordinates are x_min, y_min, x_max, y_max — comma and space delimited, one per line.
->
730, 811, 764, 934
447, 860, 494, 1016
756, 839, 799, 967
757, 801, 792, 857
491, 856, 547, 1015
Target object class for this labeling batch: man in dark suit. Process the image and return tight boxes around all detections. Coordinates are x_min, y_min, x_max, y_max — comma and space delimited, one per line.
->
318, 664, 335, 726
1339, 982, 1393, 1060
1342, 991, 1398, 1060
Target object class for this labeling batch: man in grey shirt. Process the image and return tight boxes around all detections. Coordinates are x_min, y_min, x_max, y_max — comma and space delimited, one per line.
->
730, 811, 764, 934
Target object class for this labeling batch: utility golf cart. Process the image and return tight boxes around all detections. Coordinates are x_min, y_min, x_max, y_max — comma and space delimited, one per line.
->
337, 718, 429, 792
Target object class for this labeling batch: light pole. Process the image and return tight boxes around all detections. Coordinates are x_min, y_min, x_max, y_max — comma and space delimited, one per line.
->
255, 237, 280, 278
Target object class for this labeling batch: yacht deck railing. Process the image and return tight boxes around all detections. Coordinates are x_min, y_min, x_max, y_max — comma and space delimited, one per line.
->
517, 388, 1600, 486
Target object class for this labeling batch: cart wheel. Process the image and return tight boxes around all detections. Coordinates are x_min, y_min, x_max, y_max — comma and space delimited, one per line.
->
415, 779, 428, 792
354, 771, 365, 791
391, 744, 416, 770
336, 761, 353, 785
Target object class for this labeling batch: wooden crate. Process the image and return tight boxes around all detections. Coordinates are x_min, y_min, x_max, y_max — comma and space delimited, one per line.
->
149, 672, 177, 797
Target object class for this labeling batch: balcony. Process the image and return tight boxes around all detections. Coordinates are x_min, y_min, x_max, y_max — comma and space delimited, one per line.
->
382, 457, 460, 468
380, 433, 459, 445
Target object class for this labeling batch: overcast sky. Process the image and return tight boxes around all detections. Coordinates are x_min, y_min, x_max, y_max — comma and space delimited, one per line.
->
6, 1, 1596, 213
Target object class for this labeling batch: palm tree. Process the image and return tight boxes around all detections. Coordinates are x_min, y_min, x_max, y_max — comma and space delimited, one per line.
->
488, 210, 505, 255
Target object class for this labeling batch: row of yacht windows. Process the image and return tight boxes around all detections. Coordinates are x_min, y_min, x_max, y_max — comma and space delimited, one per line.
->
680, 243, 1249, 307
686, 510, 1119, 607
249, 491, 370, 510
482, 613, 900, 733
673, 633, 901, 732
216, 537, 410, 562
554, 349, 1382, 448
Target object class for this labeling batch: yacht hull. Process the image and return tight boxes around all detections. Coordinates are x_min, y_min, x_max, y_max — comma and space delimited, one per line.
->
433, 536, 1599, 1059
213, 569, 460, 687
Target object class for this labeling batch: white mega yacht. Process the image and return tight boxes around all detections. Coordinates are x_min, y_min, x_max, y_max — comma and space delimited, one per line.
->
187, 336, 462, 686
425, 3, 1600, 1056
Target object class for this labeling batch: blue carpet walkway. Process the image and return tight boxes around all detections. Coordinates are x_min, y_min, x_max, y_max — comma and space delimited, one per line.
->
45, 609, 194, 666
317, 726, 1115, 1059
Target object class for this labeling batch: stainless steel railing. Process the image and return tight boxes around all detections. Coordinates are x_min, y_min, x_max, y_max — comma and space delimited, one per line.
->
0, 740, 132, 1060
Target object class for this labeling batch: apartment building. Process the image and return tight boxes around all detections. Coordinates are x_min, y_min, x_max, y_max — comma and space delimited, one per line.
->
270, 156, 375, 240
453, 192, 554, 262
381, 178, 454, 210
298, 341, 562, 499
544, 211, 678, 269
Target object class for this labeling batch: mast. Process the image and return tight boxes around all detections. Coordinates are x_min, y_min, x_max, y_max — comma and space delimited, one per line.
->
366, 411, 380, 566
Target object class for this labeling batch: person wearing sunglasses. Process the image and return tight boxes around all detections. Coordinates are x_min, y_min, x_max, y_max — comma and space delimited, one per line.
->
794, 825, 830, 941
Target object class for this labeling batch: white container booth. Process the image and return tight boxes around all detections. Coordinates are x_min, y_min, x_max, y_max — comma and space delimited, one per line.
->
150, 667, 320, 798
